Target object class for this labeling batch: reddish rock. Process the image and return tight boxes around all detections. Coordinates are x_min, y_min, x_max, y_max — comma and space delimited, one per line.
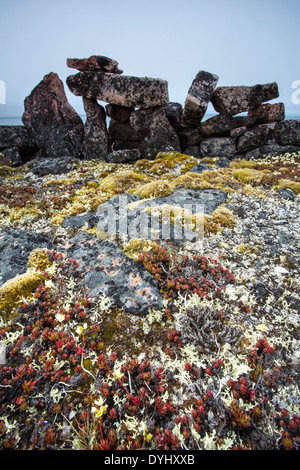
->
66, 72, 169, 109
181, 71, 219, 127
108, 119, 140, 143
248, 102, 285, 124
22, 72, 84, 159
67, 55, 123, 74
211, 82, 279, 116
82, 98, 111, 160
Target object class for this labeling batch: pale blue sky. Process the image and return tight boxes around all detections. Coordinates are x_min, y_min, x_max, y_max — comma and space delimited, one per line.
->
0, 0, 300, 118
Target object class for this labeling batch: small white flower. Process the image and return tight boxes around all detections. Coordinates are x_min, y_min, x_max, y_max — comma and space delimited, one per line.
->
56, 313, 64, 323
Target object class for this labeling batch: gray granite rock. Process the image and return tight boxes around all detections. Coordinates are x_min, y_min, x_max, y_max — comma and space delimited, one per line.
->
58, 232, 163, 316
0, 229, 53, 288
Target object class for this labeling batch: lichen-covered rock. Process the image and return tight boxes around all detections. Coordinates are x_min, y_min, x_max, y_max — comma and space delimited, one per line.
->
199, 114, 254, 138
164, 102, 183, 131
1, 147, 22, 166
236, 126, 269, 152
82, 97, 111, 160
66, 72, 169, 109
29, 154, 77, 176
177, 126, 202, 151
58, 233, 163, 316
199, 137, 236, 159
129, 107, 181, 158
181, 71, 219, 127
0, 229, 53, 288
106, 149, 141, 163
22, 72, 84, 159
94, 188, 227, 243
274, 119, 300, 146
67, 55, 123, 74
211, 82, 279, 116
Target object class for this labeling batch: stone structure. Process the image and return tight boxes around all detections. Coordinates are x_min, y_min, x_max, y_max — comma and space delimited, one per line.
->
1, 54, 300, 171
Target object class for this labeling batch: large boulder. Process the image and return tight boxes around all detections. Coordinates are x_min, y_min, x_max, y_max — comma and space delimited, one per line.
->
67, 55, 123, 74
58, 232, 163, 316
66, 72, 169, 109
274, 120, 300, 146
82, 97, 111, 160
181, 71, 219, 127
0, 229, 53, 288
211, 82, 279, 116
22, 72, 84, 159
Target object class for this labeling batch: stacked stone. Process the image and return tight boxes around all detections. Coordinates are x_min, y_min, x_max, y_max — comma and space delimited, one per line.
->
177, 73, 300, 159
1, 55, 300, 171
66, 55, 180, 162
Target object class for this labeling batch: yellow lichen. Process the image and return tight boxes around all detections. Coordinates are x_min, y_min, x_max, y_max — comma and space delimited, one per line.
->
235, 244, 259, 255
134, 152, 198, 177
27, 248, 52, 272
232, 168, 268, 184
171, 168, 233, 191
274, 179, 300, 195
122, 238, 159, 260
0, 271, 45, 318
229, 160, 258, 169
0, 165, 14, 176
210, 207, 236, 228
130, 179, 174, 199
100, 171, 153, 196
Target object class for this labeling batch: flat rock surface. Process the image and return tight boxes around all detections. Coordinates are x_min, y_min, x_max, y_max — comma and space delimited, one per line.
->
0, 228, 53, 287
58, 233, 163, 316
